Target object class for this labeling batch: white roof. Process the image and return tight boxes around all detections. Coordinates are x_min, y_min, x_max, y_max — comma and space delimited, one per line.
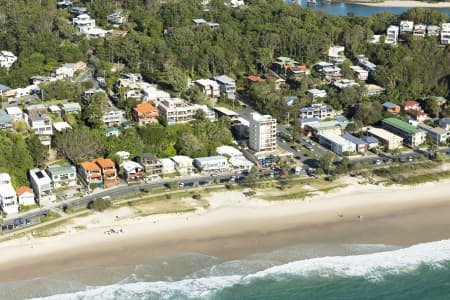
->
0, 184, 16, 198
0, 173, 11, 184
229, 156, 253, 168
171, 155, 193, 165
0, 51, 16, 57
6, 106, 22, 115
321, 133, 354, 146
121, 160, 143, 172
49, 105, 61, 112
308, 89, 327, 95
214, 106, 239, 116
194, 155, 228, 163
250, 112, 275, 122
368, 127, 403, 141
53, 121, 72, 132
29, 168, 52, 185
195, 79, 220, 87
116, 151, 130, 158
216, 145, 242, 156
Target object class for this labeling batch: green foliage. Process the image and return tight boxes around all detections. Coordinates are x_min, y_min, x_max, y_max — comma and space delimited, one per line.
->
26, 134, 48, 168
88, 198, 112, 212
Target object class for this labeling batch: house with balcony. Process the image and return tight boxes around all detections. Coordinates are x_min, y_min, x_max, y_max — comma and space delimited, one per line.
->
62, 102, 81, 114
212, 75, 236, 100
29, 168, 55, 204
194, 79, 221, 102
417, 123, 449, 144
356, 55, 377, 72
92, 158, 118, 188
0, 51, 17, 69
30, 116, 53, 136
121, 160, 145, 182
328, 46, 346, 65
171, 155, 194, 175
107, 11, 127, 25
102, 107, 125, 127
386, 25, 399, 45
78, 161, 103, 188
272, 56, 299, 75
5, 107, 23, 121
332, 79, 358, 90
400, 20, 414, 33
319, 133, 356, 156
25, 104, 48, 119
137, 153, 163, 175
382, 102, 401, 114
307, 89, 327, 101
441, 23, 450, 45
427, 25, 440, 36
194, 156, 230, 174
132, 103, 159, 126
350, 66, 369, 81
72, 14, 108, 38
401, 101, 421, 112
300, 103, 334, 120
413, 24, 427, 37
0, 173, 18, 214
382, 117, 426, 147
46, 165, 77, 188
157, 98, 197, 125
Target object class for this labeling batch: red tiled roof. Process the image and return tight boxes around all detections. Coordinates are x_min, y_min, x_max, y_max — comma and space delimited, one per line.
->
92, 158, 116, 168
16, 186, 34, 196
402, 101, 420, 107
247, 75, 263, 82
79, 161, 101, 172
134, 103, 158, 113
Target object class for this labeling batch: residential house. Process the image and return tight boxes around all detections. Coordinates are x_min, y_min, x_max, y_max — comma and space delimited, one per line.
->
216, 145, 253, 173
248, 112, 277, 152
132, 103, 159, 126
30, 116, 53, 136
356, 55, 377, 72
92, 158, 118, 188
57, 1, 73, 9
382, 102, 401, 114
332, 79, 358, 90
417, 123, 449, 144
116, 151, 130, 161
400, 20, 414, 33
364, 136, 380, 149
328, 46, 346, 65
314, 62, 342, 80
160, 158, 176, 175
247, 75, 264, 83
304, 119, 349, 137
104, 127, 120, 137
49, 105, 61, 116
25, 104, 48, 118
342, 133, 368, 153
408, 109, 429, 122
0, 51, 17, 69
287, 65, 309, 78
193, 104, 216, 122
72, 14, 107, 37
441, 23, 450, 45
107, 11, 127, 25
194, 156, 230, 173
121, 160, 145, 182
102, 107, 125, 127
0, 110, 13, 131
137, 153, 163, 175
46, 165, 77, 188
62, 102, 81, 114
70, 6, 87, 15
350, 66, 369, 81
194, 79, 221, 101
427, 25, 440, 36
319, 133, 356, 155
272, 56, 299, 74
307, 89, 327, 101
0, 173, 18, 214
157, 98, 197, 125
439, 118, 450, 130
367, 127, 403, 150
299, 117, 320, 129
53, 121, 72, 132
52, 63, 76, 79
284, 96, 297, 106
29, 168, 55, 204
16, 186, 35, 206
171, 155, 194, 175
78, 161, 103, 187
382, 118, 426, 147
300, 103, 333, 120
401, 101, 421, 111
366, 84, 385, 97
369, 35, 382, 44
5, 106, 23, 121
191, 18, 219, 28
386, 25, 399, 45
413, 24, 427, 37
212, 75, 236, 100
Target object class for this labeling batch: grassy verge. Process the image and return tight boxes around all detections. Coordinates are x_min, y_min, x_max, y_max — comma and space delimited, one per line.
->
390, 170, 450, 185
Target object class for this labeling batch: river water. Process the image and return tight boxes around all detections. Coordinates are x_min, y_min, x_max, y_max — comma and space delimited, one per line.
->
287, 0, 450, 16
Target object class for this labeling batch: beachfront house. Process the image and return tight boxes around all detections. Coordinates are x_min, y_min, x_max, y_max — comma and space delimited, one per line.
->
427, 25, 440, 36
121, 160, 145, 182
171, 155, 194, 175
382, 118, 426, 147
29, 168, 55, 204
319, 133, 356, 156
441, 23, 450, 45
367, 127, 403, 150
78, 161, 103, 188
417, 123, 449, 144
92, 158, 118, 188
342, 133, 368, 153
136, 153, 163, 175
46, 165, 77, 188
0, 173, 18, 215
194, 156, 230, 174
16, 186, 35, 206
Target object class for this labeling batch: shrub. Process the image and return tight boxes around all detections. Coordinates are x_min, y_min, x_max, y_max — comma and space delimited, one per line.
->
88, 198, 111, 212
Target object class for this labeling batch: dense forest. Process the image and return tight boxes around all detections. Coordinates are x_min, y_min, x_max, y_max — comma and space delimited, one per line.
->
0, 0, 450, 185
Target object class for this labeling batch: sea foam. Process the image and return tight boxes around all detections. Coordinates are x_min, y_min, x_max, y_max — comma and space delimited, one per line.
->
30, 239, 450, 300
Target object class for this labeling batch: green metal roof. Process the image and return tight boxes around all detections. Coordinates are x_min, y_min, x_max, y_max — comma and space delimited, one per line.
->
47, 165, 76, 176
382, 118, 424, 134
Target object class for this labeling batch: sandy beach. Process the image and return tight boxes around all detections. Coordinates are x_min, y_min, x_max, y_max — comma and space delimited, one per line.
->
0, 177, 450, 283
355, 0, 450, 8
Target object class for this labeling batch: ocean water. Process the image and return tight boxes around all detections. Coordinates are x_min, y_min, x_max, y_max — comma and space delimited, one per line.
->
3, 239, 450, 300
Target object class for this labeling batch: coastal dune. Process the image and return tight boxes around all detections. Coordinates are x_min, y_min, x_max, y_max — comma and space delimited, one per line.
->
0, 178, 450, 283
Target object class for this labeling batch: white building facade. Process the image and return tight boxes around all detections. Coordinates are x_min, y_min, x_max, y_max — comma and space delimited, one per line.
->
248, 112, 277, 152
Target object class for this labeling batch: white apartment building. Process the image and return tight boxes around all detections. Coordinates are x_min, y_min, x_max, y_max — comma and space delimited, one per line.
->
102, 107, 125, 127
158, 98, 197, 125
441, 23, 450, 45
194, 79, 221, 100
171, 155, 194, 175
0, 51, 17, 69
300, 103, 333, 120
194, 156, 230, 173
29, 168, 55, 204
212, 75, 237, 100
0, 173, 18, 215
248, 112, 277, 152
72, 14, 107, 38
386, 25, 399, 45
328, 46, 346, 65
350, 66, 369, 81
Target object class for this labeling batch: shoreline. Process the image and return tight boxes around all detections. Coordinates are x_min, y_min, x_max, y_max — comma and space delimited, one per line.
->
352, 0, 450, 8
1, 177, 450, 283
